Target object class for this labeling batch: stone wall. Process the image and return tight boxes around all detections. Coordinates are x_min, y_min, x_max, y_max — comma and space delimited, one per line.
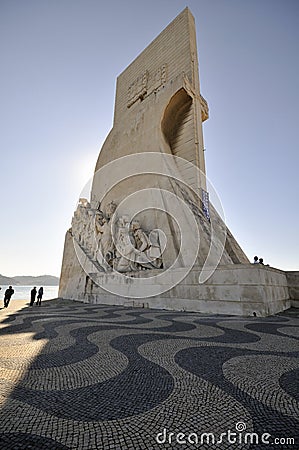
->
286, 271, 299, 308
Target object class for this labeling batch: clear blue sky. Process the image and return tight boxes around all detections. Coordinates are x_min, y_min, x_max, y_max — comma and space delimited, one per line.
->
1, 0, 298, 276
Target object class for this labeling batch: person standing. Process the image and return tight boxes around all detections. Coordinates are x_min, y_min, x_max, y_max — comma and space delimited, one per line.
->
30, 287, 37, 306
36, 287, 43, 306
4, 286, 14, 308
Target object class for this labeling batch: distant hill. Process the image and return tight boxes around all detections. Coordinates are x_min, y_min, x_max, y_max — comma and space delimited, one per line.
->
0, 275, 59, 286
0, 274, 17, 285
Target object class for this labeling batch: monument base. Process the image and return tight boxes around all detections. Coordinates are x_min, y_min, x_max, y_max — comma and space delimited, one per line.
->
59, 231, 291, 317
286, 271, 299, 308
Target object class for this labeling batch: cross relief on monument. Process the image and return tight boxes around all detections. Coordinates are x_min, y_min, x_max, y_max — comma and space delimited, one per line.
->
127, 64, 167, 108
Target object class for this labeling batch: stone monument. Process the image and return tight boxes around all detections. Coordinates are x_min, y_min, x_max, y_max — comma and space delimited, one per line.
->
59, 8, 291, 316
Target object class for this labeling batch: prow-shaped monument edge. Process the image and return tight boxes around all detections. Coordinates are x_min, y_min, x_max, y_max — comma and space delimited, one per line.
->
59, 8, 291, 316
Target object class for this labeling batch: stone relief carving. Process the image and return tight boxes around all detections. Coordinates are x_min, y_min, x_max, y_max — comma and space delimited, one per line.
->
151, 64, 167, 92
96, 215, 115, 268
71, 199, 163, 273
113, 216, 137, 272
104, 200, 117, 219
113, 217, 163, 272
71, 198, 91, 247
127, 64, 167, 108
131, 221, 163, 269
127, 71, 148, 108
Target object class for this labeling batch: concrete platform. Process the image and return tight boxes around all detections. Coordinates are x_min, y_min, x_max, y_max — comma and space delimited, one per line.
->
0, 298, 298, 449
60, 241, 292, 316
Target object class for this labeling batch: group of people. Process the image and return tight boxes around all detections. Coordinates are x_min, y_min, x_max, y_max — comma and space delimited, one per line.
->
1, 286, 44, 308
30, 287, 44, 306
253, 256, 267, 265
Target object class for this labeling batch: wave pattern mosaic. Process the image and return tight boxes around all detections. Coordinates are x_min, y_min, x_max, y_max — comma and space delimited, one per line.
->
0, 300, 298, 449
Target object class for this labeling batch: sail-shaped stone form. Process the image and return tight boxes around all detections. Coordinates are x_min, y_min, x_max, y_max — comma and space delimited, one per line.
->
59, 8, 290, 316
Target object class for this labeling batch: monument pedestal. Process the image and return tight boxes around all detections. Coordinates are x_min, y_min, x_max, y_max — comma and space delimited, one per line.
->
59, 231, 290, 317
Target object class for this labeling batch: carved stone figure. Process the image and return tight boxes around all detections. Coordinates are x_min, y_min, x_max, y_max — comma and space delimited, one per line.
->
110, 218, 163, 273
94, 210, 105, 257
85, 209, 96, 255
71, 198, 120, 270
132, 222, 163, 270
105, 201, 117, 219
79, 204, 90, 249
113, 216, 138, 272
132, 221, 151, 252
96, 217, 115, 268
71, 199, 89, 244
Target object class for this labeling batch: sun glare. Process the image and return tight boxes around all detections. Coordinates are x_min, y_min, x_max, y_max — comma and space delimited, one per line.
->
72, 153, 97, 197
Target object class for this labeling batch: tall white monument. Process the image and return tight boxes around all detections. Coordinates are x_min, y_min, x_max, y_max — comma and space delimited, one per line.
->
59, 8, 290, 316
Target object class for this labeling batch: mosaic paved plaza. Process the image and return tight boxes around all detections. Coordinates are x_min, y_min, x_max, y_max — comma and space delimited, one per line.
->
0, 299, 298, 449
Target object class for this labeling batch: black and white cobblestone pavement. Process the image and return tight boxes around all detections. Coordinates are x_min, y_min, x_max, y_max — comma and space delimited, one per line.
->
0, 299, 298, 449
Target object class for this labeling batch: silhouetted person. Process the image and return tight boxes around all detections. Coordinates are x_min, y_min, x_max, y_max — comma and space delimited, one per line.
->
30, 287, 37, 306
36, 287, 43, 306
4, 286, 14, 308
259, 258, 264, 265
253, 256, 259, 264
